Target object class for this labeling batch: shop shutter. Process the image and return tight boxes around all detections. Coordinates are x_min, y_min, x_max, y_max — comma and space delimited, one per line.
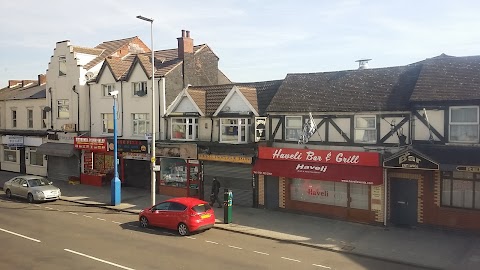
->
47, 156, 80, 182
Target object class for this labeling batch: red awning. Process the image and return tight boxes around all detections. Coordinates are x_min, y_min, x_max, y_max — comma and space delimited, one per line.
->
253, 159, 383, 185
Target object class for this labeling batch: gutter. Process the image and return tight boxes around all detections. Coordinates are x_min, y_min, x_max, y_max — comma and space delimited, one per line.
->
72, 85, 80, 132
48, 87, 53, 129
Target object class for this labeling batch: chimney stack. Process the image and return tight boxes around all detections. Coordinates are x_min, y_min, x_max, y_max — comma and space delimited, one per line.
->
38, 74, 46, 85
8, 80, 21, 88
177, 29, 194, 59
355, 59, 372, 69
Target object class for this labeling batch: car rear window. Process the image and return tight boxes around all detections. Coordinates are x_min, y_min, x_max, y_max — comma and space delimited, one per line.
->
192, 203, 211, 213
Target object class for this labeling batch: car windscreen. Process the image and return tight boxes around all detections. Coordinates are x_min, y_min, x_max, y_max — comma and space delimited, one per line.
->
28, 178, 50, 187
192, 203, 211, 213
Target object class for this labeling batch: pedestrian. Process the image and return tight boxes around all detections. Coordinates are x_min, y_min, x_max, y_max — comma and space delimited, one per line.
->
210, 177, 222, 208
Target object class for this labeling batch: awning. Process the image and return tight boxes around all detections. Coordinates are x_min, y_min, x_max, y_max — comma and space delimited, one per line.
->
36, 143, 76, 157
253, 159, 383, 185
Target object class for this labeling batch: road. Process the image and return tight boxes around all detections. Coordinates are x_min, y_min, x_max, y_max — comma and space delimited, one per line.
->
0, 194, 428, 270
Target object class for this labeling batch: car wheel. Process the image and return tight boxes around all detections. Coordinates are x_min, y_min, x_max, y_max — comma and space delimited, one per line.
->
139, 216, 149, 228
27, 193, 35, 203
177, 223, 189, 236
5, 189, 12, 199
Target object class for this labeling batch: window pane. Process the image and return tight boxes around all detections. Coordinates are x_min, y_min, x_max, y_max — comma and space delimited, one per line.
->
441, 178, 451, 206
356, 117, 375, 128
290, 179, 336, 205
355, 130, 376, 142
451, 180, 473, 208
450, 125, 479, 142
334, 182, 348, 207
350, 183, 369, 210
451, 107, 478, 123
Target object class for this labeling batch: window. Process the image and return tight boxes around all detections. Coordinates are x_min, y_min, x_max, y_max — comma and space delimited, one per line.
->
29, 147, 44, 166
102, 113, 114, 133
285, 116, 302, 141
171, 118, 198, 141
133, 82, 147, 96
355, 115, 377, 143
27, 109, 33, 128
102, 84, 115, 97
153, 202, 171, 211
441, 171, 480, 209
220, 118, 251, 143
59, 56, 66, 76
449, 106, 479, 143
57, 100, 69, 119
42, 108, 47, 128
11, 110, 17, 128
169, 202, 187, 211
132, 113, 150, 135
3, 147, 17, 162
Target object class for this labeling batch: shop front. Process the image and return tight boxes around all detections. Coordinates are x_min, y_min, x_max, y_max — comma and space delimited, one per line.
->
111, 139, 150, 189
156, 143, 200, 198
253, 146, 383, 224
37, 132, 79, 182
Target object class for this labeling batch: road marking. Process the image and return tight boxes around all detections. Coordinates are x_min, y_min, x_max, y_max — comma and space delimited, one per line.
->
97, 218, 106, 221
253, 251, 269, 255
68, 212, 78, 215
205, 240, 218, 244
64, 249, 135, 270
112, 221, 122, 224
0, 227, 41, 243
83, 215, 92, 218
281, 257, 301, 263
228, 245, 243, 250
185, 236, 196, 240
313, 264, 331, 269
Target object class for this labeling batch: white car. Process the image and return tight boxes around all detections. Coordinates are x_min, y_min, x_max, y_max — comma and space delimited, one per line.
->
3, 175, 61, 203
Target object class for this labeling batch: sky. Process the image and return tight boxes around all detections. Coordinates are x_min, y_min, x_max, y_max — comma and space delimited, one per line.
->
1, 0, 480, 88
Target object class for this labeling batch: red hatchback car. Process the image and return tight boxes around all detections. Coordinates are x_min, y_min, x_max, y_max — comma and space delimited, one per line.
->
139, 197, 215, 236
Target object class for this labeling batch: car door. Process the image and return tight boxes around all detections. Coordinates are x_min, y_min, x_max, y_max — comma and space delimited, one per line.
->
7, 178, 20, 196
149, 202, 171, 228
167, 202, 188, 229
17, 179, 29, 198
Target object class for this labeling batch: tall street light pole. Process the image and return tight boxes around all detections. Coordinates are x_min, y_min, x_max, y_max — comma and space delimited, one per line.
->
136, 15, 156, 206
110, 90, 121, 205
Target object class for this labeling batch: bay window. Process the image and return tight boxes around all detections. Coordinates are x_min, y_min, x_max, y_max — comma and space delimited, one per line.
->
220, 118, 251, 143
171, 118, 198, 141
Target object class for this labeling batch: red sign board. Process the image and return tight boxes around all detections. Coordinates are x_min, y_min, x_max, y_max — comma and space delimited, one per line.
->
253, 159, 382, 185
74, 137, 108, 152
258, 146, 380, 167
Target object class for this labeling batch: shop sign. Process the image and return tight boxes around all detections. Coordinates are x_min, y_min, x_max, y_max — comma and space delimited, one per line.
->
74, 137, 108, 151
108, 139, 148, 153
456, 166, 480, 173
258, 146, 380, 167
156, 143, 197, 159
122, 152, 150, 160
4, 135, 24, 147
198, 153, 252, 164
383, 149, 439, 170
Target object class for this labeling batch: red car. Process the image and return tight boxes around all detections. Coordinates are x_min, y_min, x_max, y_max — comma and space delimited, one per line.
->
139, 197, 215, 236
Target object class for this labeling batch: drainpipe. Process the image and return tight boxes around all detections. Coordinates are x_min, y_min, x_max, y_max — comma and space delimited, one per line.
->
120, 81, 124, 136
72, 85, 79, 132
48, 87, 53, 129
384, 168, 388, 227
159, 77, 166, 140
210, 117, 214, 142
88, 83, 92, 135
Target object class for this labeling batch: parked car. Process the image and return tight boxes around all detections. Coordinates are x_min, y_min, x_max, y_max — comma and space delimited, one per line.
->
139, 197, 215, 236
3, 175, 61, 203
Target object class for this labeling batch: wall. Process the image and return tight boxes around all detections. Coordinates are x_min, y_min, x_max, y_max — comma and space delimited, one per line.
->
5, 99, 47, 130
412, 109, 444, 141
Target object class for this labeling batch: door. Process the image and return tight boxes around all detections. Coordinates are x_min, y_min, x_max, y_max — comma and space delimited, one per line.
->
17, 179, 29, 198
9, 178, 21, 196
390, 178, 418, 226
168, 202, 188, 229
187, 161, 200, 198
149, 202, 171, 227
20, 148, 26, 174
264, 176, 279, 209
124, 159, 150, 189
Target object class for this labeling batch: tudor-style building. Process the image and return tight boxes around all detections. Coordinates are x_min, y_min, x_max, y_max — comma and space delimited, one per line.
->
163, 80, 282, 206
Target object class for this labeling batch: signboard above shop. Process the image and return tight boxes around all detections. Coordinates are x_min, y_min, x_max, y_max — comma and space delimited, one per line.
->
383, 148, 439, 170
107, 139, 148, 153
4, 135, 24, 147
74, 137, 108, 151
258, 146, 380, 167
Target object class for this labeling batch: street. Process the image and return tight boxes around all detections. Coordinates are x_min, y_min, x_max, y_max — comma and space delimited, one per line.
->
0, 194, 429, 270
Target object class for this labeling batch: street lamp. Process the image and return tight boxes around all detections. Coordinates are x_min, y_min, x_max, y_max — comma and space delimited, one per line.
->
109, 90, 121, 205
136, 15, 156, 206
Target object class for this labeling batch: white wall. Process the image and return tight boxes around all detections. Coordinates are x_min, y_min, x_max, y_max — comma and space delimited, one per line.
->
5, 99, 47, 130
412, 109, 444, 141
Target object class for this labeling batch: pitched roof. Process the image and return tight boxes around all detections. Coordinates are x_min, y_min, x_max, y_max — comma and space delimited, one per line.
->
410, 55, 480, 102
105, 57, 134, 81
72, 46, 103, 55
267, 65, 422, 113
0, 81, 46, 101
84, 37, 138, 70
187, 80, 283, 115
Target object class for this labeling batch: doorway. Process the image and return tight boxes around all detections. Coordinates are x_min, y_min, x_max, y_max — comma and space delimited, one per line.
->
390, 178, 418, 226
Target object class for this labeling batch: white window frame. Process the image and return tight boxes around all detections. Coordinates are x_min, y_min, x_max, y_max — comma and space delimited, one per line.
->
354, 115, 377, 143
171, 117, 198, 141
132, 82, 148, 97
220, 118, 251, 144
3, 147, 18, 163
57, 99, 70, 119
27, 108, 34, 128
59, 55, 66, 76
285, 116, 302, 141
29, 147, 44, 166
11, 109, 17, 128
101, 113, 114, 134
132, 113, 150, 135
449, 106, 479, 143
102, 84, 115, 97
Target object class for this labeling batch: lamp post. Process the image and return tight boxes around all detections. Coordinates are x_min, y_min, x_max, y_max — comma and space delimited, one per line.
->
136, 15, 156, 206
110, 90, 121, 205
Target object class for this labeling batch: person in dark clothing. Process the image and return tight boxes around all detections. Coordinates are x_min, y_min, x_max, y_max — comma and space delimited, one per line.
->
210, 177, 222, 208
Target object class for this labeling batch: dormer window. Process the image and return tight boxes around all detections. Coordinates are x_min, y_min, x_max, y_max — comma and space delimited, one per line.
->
449, 106, 479, 143
133, 82, 148, 97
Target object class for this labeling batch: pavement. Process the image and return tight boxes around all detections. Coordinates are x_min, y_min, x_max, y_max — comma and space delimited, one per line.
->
1, 171, 480, 270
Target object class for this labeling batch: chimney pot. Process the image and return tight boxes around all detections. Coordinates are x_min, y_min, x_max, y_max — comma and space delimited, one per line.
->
182, 30, 186, 37
186, 30, 190, 38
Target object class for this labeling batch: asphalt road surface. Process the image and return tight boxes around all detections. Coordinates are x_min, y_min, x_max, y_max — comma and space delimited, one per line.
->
0, 194, 429, 270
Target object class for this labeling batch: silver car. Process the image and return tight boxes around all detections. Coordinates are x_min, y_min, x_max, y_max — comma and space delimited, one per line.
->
3, 175, 61, 203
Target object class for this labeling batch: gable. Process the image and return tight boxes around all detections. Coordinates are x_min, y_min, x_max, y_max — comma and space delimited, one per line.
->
221, 92, 252, 113
176, 96, 198, 113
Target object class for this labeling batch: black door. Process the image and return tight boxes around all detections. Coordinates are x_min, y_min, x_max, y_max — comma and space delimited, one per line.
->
264, 176, 279, 209
20, 148, 26, 174
124, 159, 150, 189
390, 178, 418, 226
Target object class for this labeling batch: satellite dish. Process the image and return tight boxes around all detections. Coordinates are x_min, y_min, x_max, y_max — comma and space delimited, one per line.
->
85, 72, 95, 81
224, 106, 231, 112
43, 106, 51, 112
